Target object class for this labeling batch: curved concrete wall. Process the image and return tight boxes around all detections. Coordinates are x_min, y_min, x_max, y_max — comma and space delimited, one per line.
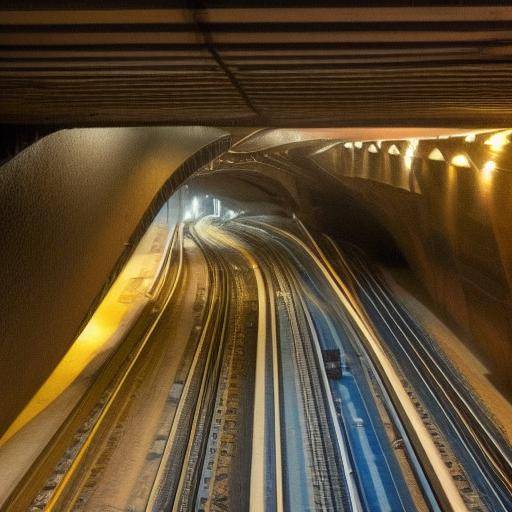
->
0, 126, 230, 434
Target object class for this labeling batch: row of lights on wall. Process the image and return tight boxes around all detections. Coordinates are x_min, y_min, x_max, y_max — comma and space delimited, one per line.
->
342, 130, 511, 181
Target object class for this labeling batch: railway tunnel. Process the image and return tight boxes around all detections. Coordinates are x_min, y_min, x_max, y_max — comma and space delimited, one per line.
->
1, 3, 512, 511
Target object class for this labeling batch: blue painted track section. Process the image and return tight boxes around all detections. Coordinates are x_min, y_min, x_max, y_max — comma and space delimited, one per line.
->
276, 236, 416, 512
277, 297, 314, 511
344, 249, 512, 512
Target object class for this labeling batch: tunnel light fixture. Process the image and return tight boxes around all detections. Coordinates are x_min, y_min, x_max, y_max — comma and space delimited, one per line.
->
404, 139, 418, 170
464, 133, 476, 143
192, 196, 199, 218
376, 141, 382, 148
482, 160, 496, 179
481, 160, 496, 186
354, 141, 363, 149
368, 144, 379, 153
343, 142, 353, 149
451, 154, 471, 168
428, 148, 445, 161
484, 130, 511, 152
482, 160, 496, 172
388, 144, 400, 155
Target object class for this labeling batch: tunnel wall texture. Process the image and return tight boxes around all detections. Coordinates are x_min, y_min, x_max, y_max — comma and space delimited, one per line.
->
291, 132, 512, 395
0, 126, 230, 434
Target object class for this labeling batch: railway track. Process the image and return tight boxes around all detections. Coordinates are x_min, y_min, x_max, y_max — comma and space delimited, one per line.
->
226, 222, 357, 511
235, 216, 446, 511
270, 208, 509, 510
10, 212, 508, 511
328, 240, 512, 511
148, 221, 260, 512
146, 226, 229, 511
3, 224, 185, 511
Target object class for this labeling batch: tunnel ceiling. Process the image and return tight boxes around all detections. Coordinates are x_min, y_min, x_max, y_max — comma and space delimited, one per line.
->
1, 2, 512, 127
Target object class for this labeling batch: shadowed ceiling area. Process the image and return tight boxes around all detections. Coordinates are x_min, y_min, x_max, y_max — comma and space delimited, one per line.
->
1, 1, 512, 127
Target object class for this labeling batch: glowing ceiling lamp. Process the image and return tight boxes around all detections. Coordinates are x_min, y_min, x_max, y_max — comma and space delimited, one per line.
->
368, 144, 379, 153
482, 160, 496, 173
484, 130, 511, 152
428, 148, 445, 161
343, 142, 353, 149
388, 144, 400, 155
451, 154, 471, 168
481, 160, 496, 185
354, 141, 363, 149
464, 133, 476, 143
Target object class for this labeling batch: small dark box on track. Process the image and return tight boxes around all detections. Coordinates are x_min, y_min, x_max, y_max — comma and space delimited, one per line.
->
322, 349, 342, 380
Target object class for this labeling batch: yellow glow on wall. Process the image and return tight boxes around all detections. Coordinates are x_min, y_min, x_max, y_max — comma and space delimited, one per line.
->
0, 222, 171, 447
428, 148, 445, 161
451, 154, 471, 168
482, 160, 496, 173
481, 160, 496, 185
484, 130, 511, 151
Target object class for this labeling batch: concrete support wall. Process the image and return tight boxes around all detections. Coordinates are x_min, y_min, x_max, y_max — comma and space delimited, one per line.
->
0, 126, 230, 434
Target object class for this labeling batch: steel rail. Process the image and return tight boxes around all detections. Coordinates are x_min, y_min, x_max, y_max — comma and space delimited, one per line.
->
228, 221, 359, 511
290, 224, 441, 512
197, 220, 270, 512
245, 229, 334, 509
286, 262, 362, 512
256, 217, 428, 511
349, 247, 512, 475
145, 224, 225, 511
171, 236, 230, 512
195, 260, 245, 509
213, 220, 284, 512
258, 247, 285, 512
247, 217, 442, 510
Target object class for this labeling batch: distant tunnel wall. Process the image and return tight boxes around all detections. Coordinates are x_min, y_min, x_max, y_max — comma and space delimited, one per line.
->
296, 132, 512, 395
236, 131, 512, 395
0, 126, 230, 434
